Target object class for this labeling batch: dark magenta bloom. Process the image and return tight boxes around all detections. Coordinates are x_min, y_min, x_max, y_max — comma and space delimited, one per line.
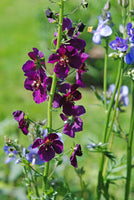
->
13, 110, 29, 135
59, 84, 82, 116
109, 36, 128, 52
62, 17, 72, 32
124, 46, 134, 65
48, 45, 82, 79
76, 52, 89, 87
60, 105, 86, 138
32, 133, 63, 162
70, 144, 82, 168
24, 68, 47, 104
22, 48, 45, 73
127, 22, 134, 44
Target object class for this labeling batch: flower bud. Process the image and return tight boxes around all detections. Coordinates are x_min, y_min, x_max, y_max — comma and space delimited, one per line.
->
118, 0, 129, 8
103, 0, 111, 11
45, 8, 53, 18
82, 0, 88, 8
77, 22, 85, 32
126, 68, 134, 80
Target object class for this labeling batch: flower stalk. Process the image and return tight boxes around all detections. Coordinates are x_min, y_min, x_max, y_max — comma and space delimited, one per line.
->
43, 0, 64, 196
103, 60, 124, 177
125, 79, 134, 200
97, 58, 124, 200
104, 39, 109, 110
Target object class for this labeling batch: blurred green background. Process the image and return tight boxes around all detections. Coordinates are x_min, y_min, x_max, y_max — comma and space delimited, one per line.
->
0, 0, 133, 199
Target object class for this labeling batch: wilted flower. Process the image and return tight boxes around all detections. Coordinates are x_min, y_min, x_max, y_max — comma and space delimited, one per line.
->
88, 13, 112, 45
13, 110, 29, 135
32, 133, 63, 162
124, 46, 134, 65
3, 145, 18, 164
70, 144, 82, 168
60, 105, 86, 138
24, 145, 45, 166
109, 36, 128, 52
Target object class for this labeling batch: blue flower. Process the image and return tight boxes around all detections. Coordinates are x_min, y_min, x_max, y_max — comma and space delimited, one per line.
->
24, 145, 45, 166
109, 36, 128, 52
89, 14, 112, 45
124, 46, 134, 65
3, 145, 18, 164
127, 22, 134, 44
108, 84, 129, 108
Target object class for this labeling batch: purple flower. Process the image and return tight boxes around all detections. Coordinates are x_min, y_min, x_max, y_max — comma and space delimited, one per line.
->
48, 45, 82, 79
108, 84, 129, 108
24, 145, 45, 166
70, 144, 82, 168
109, 36, 128, 52
60, 105, 86, 138
62, 17, 72, 32
22, 48, 46, 73
89, 15, 112, 45
3, 145, 18, 164
59, 84, 82, 116
13, 110, 29, 135
32, 133, 63, 162
76, 52, 89, 87
24, 68, 47, 104
127, 22, 134, 44
124, 46, 134, 65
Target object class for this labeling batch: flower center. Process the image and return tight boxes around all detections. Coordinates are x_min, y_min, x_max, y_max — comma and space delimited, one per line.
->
60, 55, 69, 65
32, 80, 42, 89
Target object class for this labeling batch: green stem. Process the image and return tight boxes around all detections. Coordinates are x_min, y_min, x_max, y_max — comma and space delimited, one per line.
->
103, 131, 115, 177
125, 80, 134, 200
103, 62, 124, 177
24, 167, 32, 200
96, 59, 123, 200
42, 0, 64, 197
104, 39, 109, 110
106, 63, 124, 143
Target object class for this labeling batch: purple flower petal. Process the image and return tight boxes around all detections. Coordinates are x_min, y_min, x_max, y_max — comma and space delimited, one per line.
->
22, 60, 35, 72
63, 123, 75, 138
52, 140, 63, 154
13, 110, 25, 122
38, 145, 55, 162
72, 105, 86, 116
48, 54, 60, 64
32, 138, 44, 148
70, 153, 77, 168
54, 63, 70, 79
33, 88, 47, 104
69, 38, 86, 51
62, 18, 72, 31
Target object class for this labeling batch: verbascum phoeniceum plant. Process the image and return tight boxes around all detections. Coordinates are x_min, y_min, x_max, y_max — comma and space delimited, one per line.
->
3, 0, 134, 199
